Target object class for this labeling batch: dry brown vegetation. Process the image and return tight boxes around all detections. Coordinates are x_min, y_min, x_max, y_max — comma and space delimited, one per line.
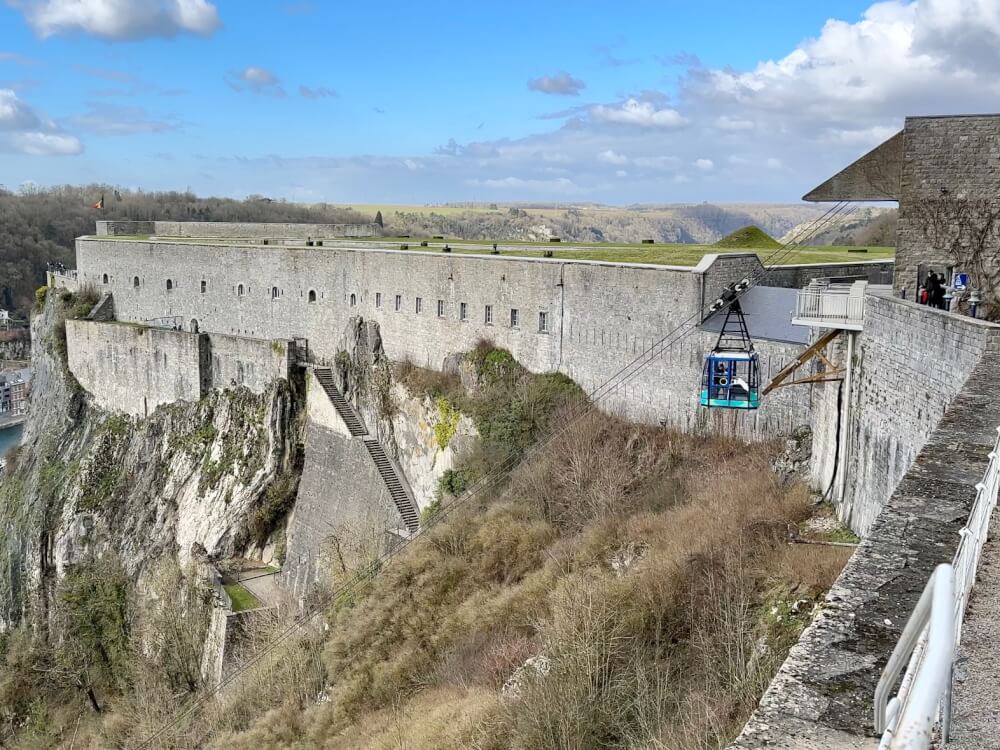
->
0, 356, 851, 749
206, 409, 851, 750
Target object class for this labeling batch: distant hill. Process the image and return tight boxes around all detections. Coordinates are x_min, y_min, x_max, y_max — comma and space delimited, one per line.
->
712, 225, 782, 249
779, 207, 896, 247
353, 202, 831, 245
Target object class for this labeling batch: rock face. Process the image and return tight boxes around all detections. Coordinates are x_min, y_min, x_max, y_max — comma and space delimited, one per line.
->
390, 385, 477, 511
0, 291, 304, 632
334, 317, 478, 511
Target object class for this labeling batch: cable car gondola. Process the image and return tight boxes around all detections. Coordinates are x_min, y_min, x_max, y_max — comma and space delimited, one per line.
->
700, 288, 760, 410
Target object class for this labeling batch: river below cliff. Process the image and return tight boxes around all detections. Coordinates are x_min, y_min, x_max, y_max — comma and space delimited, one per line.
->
0, 423, 22, 457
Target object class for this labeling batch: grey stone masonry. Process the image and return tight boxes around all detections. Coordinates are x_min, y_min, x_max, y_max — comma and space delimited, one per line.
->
805, 114, 1000, 300
833, 294, 1000, 536
730, 350, 1000, 749
76, 235, 825, 440
96, 220, 381, 239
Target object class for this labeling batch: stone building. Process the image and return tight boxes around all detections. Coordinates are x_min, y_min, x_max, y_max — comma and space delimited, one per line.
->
805, 113, 1000, 315
0, 368, 30, 416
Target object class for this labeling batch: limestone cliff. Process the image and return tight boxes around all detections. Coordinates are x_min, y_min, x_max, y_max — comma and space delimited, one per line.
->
0, 291, 304, 632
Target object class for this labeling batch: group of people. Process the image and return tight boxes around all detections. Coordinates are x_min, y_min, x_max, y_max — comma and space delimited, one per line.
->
918, 270, 949, 310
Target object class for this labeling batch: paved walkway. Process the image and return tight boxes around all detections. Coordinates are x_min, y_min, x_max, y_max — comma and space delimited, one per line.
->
950, 519, 1000, 749
229, 568, 285, 608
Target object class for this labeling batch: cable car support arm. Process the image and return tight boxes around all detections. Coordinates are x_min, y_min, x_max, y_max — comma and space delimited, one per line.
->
761, 329, 844, 396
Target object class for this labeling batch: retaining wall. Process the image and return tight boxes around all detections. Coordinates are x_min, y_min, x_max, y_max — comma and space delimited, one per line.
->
66, 320, 205, 417
206, 333, 291, 393
731, 349, 1000, 749
280, 369, 403, 602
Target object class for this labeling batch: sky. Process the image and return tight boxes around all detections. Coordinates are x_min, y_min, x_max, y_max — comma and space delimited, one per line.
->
1, 0, 1000, 204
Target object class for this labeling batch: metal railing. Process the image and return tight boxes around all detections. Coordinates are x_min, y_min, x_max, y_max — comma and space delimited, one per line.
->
144, 316, 184, 330
794, 281, 867, 325
875, 426, 1000, 748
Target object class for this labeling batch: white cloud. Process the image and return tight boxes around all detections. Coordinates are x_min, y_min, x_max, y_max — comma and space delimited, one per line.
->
16, 0, 220, 40
468, 176, 578, 192
528, 72, 586, 96
597, 149, 628, 165
591, 98, 687, 128
299, 85, 337, 99
403, 158, 421, 170
11, 131, 82, 155
0, 88, 81, 155
63, 104, 178, 135
18, 0, 1000, 203
615, 169, 628, 177
227, 66, 285, 97
0, 89, 41, 130
694, 158, 714, 171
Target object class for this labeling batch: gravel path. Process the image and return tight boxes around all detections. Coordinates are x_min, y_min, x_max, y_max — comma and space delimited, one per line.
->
949, 518, 1000, 749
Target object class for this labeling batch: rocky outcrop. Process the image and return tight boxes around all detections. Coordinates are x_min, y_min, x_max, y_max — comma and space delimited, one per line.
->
0, 291, 304, 632
333, 317, 478, 511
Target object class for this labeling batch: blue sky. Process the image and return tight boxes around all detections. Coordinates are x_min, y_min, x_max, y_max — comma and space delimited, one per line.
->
1, 0, 998, 203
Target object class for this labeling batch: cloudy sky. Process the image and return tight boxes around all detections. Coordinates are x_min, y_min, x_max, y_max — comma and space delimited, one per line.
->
1, 0, 998, 203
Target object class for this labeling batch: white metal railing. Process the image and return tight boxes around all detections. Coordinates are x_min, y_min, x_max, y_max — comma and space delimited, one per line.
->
794, 280, 867, 326
875, 425, 1000, 748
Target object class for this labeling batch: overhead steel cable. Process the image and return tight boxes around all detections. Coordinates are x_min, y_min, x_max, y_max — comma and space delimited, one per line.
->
138, 199, 858, 748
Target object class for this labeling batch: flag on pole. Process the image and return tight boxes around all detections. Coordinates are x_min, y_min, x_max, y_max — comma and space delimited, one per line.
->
92, 194, 104, 210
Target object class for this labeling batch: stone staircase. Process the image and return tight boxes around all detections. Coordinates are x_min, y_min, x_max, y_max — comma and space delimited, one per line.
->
364, 439, 420, 533
313, 367, 420, 533
314, 367, 366, 435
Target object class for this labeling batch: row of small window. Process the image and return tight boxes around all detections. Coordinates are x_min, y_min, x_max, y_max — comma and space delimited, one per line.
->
118, 274, 549, 331
372, 292, 549, 332
124, 274, 316, 301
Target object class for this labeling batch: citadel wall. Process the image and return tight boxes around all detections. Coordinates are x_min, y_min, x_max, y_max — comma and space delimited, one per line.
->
96, 220, 382, 239
65, 319, 292, 417
66, 320, 206, 417
74, 238, 815, 439
810, 294, 1000, 536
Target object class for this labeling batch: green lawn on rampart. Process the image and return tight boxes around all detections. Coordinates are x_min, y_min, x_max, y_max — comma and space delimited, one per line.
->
90, 235, 894, 267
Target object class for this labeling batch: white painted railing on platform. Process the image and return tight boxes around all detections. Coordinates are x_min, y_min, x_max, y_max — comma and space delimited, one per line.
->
875, 425, 1000, 749
793, 280, 867, 330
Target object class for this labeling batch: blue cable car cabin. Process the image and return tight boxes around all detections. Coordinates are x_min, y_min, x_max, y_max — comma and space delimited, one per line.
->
699, 294, 761, 410
700, 351, 760, 409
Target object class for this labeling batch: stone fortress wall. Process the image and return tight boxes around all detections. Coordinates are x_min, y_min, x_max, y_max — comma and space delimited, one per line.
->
65, 318, 291, 417
811, 294, 1000, 536
72, 234, 861, 440
95, 219, 382, 239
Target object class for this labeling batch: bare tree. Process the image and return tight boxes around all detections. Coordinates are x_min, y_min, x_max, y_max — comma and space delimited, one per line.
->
913, 195, 1000, 318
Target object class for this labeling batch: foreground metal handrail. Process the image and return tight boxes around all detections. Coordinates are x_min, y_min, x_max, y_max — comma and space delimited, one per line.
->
875, 425, 1000, 748
875, 564, 956, 749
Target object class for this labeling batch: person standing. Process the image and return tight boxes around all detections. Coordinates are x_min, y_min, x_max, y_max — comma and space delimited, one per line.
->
924, 271, 938, 306
932, 273, 948, 310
